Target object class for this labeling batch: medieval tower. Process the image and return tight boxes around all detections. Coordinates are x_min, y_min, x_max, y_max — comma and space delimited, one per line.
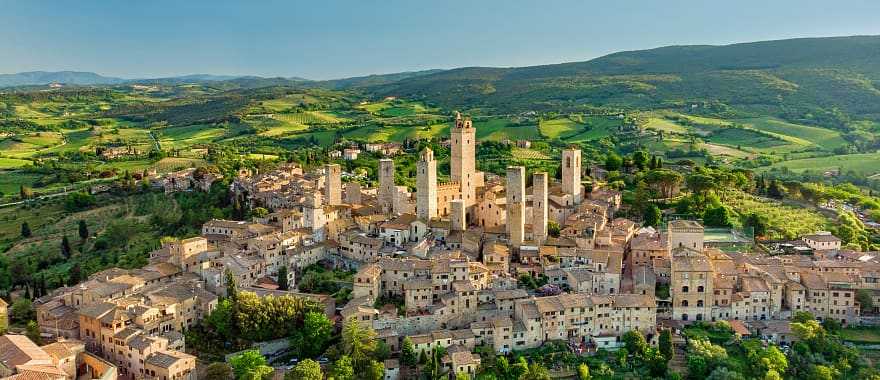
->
562, 147, 582, 203
417, 147, 438, 220
451, 112, 476, 210
507, 166, 525, 246
533, 172, 549, 244
378, 158, 396, 214
324, 164, 341, 205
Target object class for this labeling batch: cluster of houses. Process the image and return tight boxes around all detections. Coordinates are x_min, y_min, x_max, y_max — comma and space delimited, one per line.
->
8, 112, 880, 380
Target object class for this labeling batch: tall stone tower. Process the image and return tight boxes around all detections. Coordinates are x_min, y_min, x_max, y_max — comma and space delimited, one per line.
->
304, 191, 325, 241
562, 147, 582, 203
416, 147, 438, 220
324, 164, 341, 206
345, 182, 362, 205
506, 166, 525, 246
533, 172, 549, 244
378, 158, 395, 214
450, 199, 466, 231
451, 112, 476, 208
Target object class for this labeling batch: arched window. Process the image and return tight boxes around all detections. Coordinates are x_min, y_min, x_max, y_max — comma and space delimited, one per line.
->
681, 300, 689, 307
682, 314, 689, 321
697, 300, 704, 307
682, 286, 689, 293
696, 314, 703, 321
697, 286, 704, 293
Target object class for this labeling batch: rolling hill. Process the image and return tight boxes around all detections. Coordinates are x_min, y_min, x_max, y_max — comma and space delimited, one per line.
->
364, 36, 880, 124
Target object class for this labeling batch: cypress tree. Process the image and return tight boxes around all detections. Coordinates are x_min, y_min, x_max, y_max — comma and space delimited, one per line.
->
61, 235, 72, 259
21, 222, 31, 238
78, 220, 89, 240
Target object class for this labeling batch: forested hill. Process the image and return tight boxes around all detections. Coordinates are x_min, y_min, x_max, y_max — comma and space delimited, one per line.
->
366, 35, 880, 123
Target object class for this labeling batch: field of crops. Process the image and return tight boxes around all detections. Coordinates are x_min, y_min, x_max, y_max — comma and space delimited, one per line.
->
273, 111, 346, 125
764, 152, 880, 176
737, 117, 847, 150
157, 124, 226, 148
475, 118, 541, 141
511, 147, 550, 160
565, 116, 623, 142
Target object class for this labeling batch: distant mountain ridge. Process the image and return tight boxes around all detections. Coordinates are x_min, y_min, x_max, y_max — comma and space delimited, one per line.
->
364, 35, 880, 120
0, 71, 126, 87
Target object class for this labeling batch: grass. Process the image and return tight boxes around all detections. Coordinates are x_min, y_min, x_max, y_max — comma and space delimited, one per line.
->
565, 116, 623, 142
0, 158, 33, 169
839, 327, 880, 344
736, 117, 847, 150
764, 152, 880, 176
539, 117, 584, 139
706, 128, 790, 151
157, 125, 226, 148
644, 117, 690, 134
699, 143, 751, 158
475, 118, 541, 141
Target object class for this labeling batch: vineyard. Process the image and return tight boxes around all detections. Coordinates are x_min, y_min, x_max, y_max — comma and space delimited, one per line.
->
723, 190, 829, 240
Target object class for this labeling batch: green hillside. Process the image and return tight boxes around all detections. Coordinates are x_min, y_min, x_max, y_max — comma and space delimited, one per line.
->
367, 36, 880, 125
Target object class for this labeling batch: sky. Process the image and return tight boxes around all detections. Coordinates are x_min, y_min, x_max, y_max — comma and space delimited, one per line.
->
2, 0, 880, 80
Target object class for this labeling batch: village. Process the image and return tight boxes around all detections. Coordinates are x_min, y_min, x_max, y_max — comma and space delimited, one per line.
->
1, 112, 877, 380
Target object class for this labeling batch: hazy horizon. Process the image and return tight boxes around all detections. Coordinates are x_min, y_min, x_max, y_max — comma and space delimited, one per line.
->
3, 0, 880, 80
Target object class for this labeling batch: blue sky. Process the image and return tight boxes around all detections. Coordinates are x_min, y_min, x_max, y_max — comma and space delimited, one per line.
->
2, 0, 879, 80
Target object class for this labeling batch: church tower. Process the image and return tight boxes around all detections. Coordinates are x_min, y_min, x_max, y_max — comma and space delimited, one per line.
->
451, 112, 476, 209
416, 147, 438, 220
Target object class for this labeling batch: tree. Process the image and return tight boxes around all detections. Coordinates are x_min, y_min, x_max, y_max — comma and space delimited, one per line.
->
229, 350, 273, 380
330, 355, 354, 380
20, 222, 31, 238
225, 268, 239, 302
520, 363, 552, 380
340, 317, 377, 370
605, 153, 622, 171
856, 289, 874, 312
623, 330, 648, 357
10, 298, 35, 324
577, 363, 591, 380
20, 185, 33, 200
743, 213, 768, 237
643, 204, 662, 227
287, 359, 323, 380
69, 263, 82, 286
456, 373, 471, 380
78, 220, 89, 240
659, 329, 674, 361
703, 205, 733, 227
401, 337, 418, 366
205, 362, 234, 380
632, 151, 649, 171
300, 311, 333, 358
419, 349, 428, 365
61, 235, 72, 259
278, 266, 290, 291
25, 320, 42, 345
706, 367, 745, 380
547, 221, 561, 238
365, 360, 384, 380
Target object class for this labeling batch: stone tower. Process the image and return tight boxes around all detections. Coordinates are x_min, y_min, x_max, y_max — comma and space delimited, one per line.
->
562, 147, 582, 203
451, 112, 476, 208
533, 172, 549, 244
324, 164, 341, 206
416, 147, 438, 220
345, 182, 362, 205
378, 158, 395, 214
506, 166, 525, 246
304, 191, 325, 241
450, 199, 466, 231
